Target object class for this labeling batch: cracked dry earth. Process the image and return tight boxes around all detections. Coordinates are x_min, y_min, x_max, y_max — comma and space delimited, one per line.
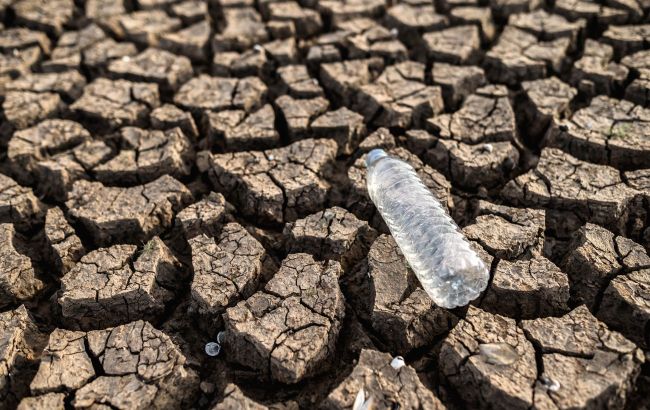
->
1, 1, 650, 410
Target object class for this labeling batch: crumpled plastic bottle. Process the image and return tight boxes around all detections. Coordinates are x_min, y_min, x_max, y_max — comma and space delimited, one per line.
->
366, 149, 489, 309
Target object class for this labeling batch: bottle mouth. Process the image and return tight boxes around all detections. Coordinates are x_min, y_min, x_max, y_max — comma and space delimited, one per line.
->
366, 148, 388, 167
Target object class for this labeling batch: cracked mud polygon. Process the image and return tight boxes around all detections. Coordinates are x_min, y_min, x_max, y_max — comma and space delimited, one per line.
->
0, 0, 650, 409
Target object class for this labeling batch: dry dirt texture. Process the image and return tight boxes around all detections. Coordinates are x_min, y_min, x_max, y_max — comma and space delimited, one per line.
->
0, 0, 649, 409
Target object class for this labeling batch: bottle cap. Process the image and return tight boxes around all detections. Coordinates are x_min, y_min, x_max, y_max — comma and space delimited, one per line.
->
366, 148, 388, 167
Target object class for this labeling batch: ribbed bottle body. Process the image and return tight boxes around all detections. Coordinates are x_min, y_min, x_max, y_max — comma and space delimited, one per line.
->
366, 150, 488, 308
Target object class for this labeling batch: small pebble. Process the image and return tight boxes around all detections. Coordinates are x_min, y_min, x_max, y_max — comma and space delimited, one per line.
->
323, 209, 336, 221
540, 375, 561, 392
352, 388, 375, 410
353, 388, 366, 410
478, 342, 518, 366
205, 341, 221, 356
391, 356, 406, 370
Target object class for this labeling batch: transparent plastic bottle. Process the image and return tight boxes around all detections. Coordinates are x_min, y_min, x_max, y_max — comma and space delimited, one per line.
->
366, 149, 489, 309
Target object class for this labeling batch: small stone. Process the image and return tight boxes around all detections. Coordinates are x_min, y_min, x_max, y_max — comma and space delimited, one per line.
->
205, 342, 221, 356
478, 342, 519, 366
539, 375, 561, 392
390, 356, 406, 369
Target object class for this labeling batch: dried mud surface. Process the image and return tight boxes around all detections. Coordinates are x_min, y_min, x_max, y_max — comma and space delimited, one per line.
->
1, 0, 650, 409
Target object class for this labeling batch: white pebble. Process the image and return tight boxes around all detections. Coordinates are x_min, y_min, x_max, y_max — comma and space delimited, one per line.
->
352, 388, 375, 410
352, 388, 365, 410
478, 342, 519, 366
205, 341, 221, 356
391, 356, 406, 370
540, 375, 561, 392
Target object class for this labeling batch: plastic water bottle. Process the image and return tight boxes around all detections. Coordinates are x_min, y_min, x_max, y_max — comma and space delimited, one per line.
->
366, 149, 489, 309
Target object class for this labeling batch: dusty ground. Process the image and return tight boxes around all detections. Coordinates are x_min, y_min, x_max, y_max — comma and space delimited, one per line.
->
0, 0, 649, 409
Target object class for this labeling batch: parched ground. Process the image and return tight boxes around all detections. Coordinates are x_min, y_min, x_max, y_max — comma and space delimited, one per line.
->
1, 0, 650, 409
